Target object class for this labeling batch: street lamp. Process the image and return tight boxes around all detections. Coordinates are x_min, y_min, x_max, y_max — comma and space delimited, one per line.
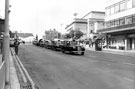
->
73, 13, 78, 18
61, 24, 63, 39
73, 13, 78, 39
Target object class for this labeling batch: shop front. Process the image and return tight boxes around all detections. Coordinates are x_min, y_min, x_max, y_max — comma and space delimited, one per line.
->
106, 34, 125, 50
98, 21, 135, 51
105, 32, 135, 51
126, 34, 135, 50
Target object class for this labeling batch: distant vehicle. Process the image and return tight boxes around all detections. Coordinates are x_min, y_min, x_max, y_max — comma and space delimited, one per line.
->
51, 39, 64, 51
35, 39, 43, 46
32, 40, 38, 46
61, 39, 85, 55
38, 39, 44, 47
44, 40, 53, 49
44, 40, 49, 48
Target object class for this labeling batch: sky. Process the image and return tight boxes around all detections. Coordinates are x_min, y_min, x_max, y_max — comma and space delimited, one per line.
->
0, 0, 106, 39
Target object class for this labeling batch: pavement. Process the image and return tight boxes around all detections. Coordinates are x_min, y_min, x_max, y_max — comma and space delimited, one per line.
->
9, 52, 20, 89
0, 51, 20, 89
0, 48, 34, 89
10, 48, 35, 89
85, 45, 135, 57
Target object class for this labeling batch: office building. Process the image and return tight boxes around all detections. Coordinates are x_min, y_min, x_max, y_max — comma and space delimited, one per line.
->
98, 0, 135, 50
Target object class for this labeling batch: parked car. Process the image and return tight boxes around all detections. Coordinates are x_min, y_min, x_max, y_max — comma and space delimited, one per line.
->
32, 40, 38, 46
44, 40, 53, 49
38, 39, 45, 47
44, 40, 49, 48
51, 39, 63, 51
61, 39, 85, 55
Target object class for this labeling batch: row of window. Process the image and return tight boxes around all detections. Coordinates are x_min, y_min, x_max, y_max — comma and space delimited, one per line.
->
106, 0, 135, 16
105, 14, 135, 28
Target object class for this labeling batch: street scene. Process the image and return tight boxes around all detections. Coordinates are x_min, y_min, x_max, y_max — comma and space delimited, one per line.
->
0, 0, 135, 89
17, 44, 135, 89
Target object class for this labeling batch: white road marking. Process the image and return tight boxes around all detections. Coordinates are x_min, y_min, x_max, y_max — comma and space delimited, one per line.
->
124, 77, 134, 82
122, 62, 135, 66
0, 61, 4, 70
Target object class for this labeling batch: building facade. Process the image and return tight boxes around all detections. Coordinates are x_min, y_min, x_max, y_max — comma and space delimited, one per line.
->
81, 11, 105, 41
65, 11, 105, 41
98, 0, 135, 50
65, 18, 87, 39
45, 29, 60, 40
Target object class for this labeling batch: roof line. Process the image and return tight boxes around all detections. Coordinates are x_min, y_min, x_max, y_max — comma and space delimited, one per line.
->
81, 11, 105, 19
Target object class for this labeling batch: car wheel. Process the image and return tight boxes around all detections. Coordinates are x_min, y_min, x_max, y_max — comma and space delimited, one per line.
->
81, 52, 84, 55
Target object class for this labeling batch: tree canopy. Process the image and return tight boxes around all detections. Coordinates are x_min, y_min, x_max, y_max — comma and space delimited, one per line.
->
64, 30, 84, 39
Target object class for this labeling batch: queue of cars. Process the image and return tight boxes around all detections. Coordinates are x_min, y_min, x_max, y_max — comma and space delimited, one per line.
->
33, 39, 85, 55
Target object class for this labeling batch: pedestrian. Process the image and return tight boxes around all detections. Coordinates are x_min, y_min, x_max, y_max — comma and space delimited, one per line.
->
14, 39, 20, 55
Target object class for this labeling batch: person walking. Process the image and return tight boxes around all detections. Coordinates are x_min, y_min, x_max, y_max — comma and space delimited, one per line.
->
14, 39, 20, 55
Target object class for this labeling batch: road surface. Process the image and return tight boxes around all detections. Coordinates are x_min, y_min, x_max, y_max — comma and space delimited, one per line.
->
18, 44, 135, 89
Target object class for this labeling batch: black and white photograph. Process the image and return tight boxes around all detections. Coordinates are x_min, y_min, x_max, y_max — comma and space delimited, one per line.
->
0, 0, 135, 89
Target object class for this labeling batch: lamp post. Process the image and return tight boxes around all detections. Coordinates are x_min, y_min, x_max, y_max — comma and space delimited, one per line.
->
61, 24, 63, 39
73, 13, 78, 39
4, 0, 10, 88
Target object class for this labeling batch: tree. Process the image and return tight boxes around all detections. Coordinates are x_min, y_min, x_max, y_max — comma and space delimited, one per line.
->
69, 30, 75, 38
64, 30, 84, 39
64, 33, 71, 39
69, 30, 84, 39
74, 30, 84, 39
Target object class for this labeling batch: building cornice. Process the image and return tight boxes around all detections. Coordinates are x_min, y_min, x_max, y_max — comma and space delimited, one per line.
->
81, 11, 105, 19
65, 19, 87, 29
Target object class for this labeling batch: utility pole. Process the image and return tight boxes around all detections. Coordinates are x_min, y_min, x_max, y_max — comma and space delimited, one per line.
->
4, 0, 10, 88
73, 13, 78, 39
61, 24, 63, 39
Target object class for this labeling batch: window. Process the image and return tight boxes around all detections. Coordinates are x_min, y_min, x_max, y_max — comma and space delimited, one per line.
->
126, 16, 132, 24
106, 22, 111, 27
133, 0, 135, 7
105, 23, 107, 28
115, 4, 120, 13
110, 6, 115, 14
115, 20, 119, 26
120, 2, 125, 11
110, 21, 115, 27
133, 15, 135, 23
120, 18, 125, 25
126, 0, 132, 9
106, 8, 110, 16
